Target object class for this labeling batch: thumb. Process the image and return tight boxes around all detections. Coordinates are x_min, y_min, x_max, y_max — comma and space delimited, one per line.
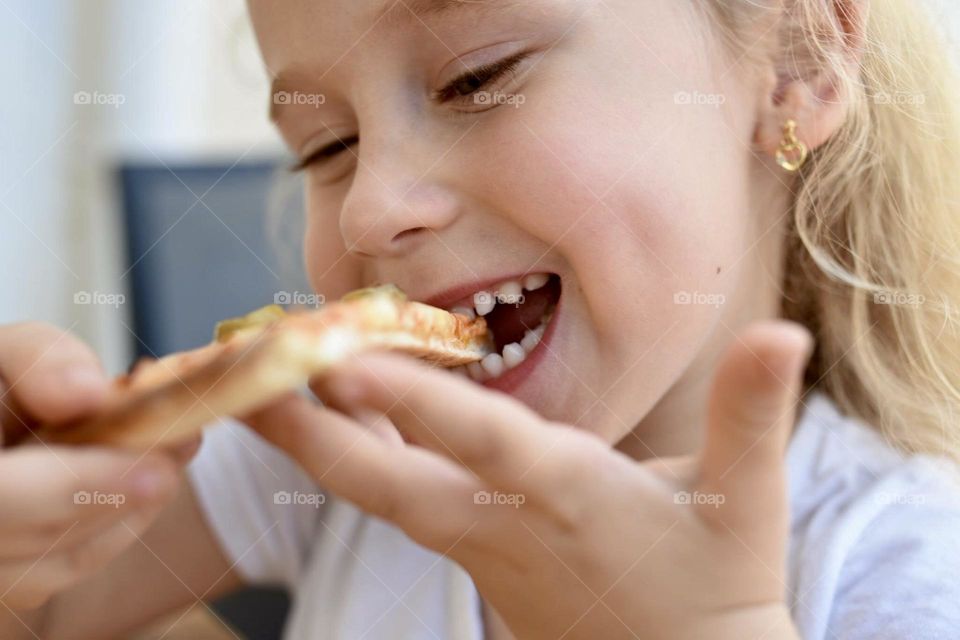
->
694, 321, 813, 537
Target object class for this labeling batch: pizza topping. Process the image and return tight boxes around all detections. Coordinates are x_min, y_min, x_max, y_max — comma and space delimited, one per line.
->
214, 304, 287, 343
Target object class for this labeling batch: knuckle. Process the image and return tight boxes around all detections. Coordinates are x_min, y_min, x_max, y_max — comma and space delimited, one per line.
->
409, 514, 466, 550
537, 437, 600, 533
461, 428, 506, 471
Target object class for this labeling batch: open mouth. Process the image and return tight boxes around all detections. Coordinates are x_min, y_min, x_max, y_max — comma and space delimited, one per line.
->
446, 273, 561, 382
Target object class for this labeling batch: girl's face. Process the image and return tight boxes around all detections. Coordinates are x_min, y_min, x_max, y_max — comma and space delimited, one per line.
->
250, 0, 789, 450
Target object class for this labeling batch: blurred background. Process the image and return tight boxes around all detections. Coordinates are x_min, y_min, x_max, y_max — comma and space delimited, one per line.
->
2, 0, 960, 638
0, 0, 308, 376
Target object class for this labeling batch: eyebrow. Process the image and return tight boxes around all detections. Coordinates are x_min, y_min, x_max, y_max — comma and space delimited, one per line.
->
376, 0, 497, 26
270, 0, 506, 121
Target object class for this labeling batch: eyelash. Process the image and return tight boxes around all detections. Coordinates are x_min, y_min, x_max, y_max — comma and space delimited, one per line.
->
291, 52, 528, 173
432, 51, 528, 103
290, 135, 359, 173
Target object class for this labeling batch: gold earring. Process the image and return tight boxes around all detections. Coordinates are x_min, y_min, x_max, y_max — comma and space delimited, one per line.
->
776, 119, 808, 172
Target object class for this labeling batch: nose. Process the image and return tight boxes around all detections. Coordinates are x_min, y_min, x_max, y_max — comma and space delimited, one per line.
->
339, 155, 461, 258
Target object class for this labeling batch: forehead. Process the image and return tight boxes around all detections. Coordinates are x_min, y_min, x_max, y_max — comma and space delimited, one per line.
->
247, 0, 511, 70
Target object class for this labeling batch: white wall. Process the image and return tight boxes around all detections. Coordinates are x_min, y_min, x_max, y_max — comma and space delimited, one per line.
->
0, 0, 284, 373
0, 1, 79, 327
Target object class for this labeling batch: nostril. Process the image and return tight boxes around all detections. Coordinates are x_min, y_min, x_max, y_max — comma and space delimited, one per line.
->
391, 226, 428, 244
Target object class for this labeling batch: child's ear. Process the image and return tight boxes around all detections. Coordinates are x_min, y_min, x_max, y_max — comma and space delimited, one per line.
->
754, 0, 870, 158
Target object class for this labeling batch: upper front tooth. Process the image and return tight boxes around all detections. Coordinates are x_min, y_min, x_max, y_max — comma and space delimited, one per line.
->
474, 292, 496, 316
497, 280, 523, 303
523, 273, 549, 291
450, 306, 476, 320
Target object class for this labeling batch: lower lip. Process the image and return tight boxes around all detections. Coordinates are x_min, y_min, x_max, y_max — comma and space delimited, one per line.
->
481, 298, 561, 394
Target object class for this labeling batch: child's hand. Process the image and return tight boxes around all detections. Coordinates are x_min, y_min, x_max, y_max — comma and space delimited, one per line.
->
0, 323, 192, 611
248, 320, 812, 640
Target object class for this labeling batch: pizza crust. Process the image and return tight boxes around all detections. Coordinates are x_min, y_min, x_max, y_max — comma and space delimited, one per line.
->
35, 285, 490, 450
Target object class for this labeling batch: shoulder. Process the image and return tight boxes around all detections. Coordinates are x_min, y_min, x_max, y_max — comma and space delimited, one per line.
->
786, 392, 960, 639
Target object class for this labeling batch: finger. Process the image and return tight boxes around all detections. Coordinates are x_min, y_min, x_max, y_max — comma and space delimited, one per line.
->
308, 379, 404, 447
0, 446, 179, 530
0, 482, 175, 560
244, 393, 478, 540
351, 408, 405, 447
0, 504, 163, 609
318, 354, 564, 491
0, 323, 108, 426
695, 321, 813, 535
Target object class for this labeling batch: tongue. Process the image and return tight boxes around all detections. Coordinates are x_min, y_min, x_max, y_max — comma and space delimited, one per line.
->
485, 277, 560, 351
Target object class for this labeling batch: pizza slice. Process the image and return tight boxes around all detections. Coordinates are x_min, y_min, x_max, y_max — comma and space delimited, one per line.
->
34, 285, 491, 450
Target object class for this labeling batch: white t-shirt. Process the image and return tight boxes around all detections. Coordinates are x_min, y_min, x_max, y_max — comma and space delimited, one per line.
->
187, 392, 960, 639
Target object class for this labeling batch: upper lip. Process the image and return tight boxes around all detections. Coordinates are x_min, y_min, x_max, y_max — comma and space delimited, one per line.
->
418, 273, 547, 310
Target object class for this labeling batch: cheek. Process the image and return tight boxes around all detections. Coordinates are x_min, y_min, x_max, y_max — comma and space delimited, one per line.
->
470, 34, 759, 416
303, 187, 363, 298
478, 97, 753, 308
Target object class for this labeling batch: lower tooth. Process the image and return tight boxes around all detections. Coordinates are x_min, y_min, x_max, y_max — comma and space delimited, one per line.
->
502, 343, 526, 368
467, 361, 488, 381
521, 330, 540, 352
481, 353, 505, 378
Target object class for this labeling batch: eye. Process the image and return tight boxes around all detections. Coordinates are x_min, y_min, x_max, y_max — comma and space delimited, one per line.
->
434, 51, 529, 105
291, 135, 359, 173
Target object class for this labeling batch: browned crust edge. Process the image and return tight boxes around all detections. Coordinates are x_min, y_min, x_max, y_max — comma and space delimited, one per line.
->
31, 293, 490, 450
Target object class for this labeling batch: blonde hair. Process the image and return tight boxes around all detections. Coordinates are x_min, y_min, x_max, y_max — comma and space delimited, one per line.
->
705, 0, 960, 461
